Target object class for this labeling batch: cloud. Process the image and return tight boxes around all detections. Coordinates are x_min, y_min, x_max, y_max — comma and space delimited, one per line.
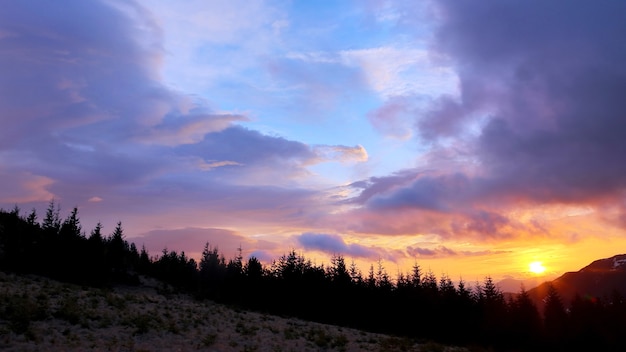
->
340, 46, 458, 99
367, 95, 419, 139
175, 126, 319, 183
0, 171, 55, 203
365, 172, 473, 212
197, 160, 243, 171
178, 126, 316, 167
335, 0, 626, 240
313, 145, 368, 163
139, 112, 248, 146
87, 196, 103, 203
177, 127, 369, 184
406, 244, 510, 258
428, 0, 626, 203
283, 45, 459, 135
0, 0, 360, 240
407, 245, 456, 258
296, 232, 396, 260
0, 0, 241, 191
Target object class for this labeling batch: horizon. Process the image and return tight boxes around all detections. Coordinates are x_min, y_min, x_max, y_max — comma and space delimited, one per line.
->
2, 0, 626, 285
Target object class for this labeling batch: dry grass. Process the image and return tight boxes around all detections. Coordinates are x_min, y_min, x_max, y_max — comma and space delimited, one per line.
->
0, 272, 468, 351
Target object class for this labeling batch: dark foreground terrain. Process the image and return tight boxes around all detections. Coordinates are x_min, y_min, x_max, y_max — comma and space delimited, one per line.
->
0, 272, 468, 352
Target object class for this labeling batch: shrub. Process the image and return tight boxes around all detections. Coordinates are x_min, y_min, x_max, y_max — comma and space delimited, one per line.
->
3, 293, 47, 333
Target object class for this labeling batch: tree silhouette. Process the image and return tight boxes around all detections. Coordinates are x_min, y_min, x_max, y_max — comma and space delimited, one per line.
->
106, 221, 134, 283
478, 276, 507, 346
42, 200, 61, 236
543, 283, 568, 344
328, 254, 351, 287
59, 207, 82, 240
4, 203, 626, 350
25, 208, 38, 227
198, 242, 226, 298
508, 285, 541, 347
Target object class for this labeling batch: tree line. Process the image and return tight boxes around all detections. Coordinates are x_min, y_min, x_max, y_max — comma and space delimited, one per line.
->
0, 203, 625, 351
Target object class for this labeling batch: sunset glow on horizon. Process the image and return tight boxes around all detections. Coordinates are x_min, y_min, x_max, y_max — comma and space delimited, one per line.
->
529, 262, 546, 275
2, 0, 626, 285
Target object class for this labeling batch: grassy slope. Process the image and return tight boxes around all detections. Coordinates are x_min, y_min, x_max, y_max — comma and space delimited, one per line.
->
0, 272, 468, 352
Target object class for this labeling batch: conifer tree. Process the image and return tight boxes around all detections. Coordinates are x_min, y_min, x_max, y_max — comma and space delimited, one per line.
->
544, 283, 568, 342
422, 270, 438, 295
509, 285, 541, 345
348, 259, 363, 285
59, 207, 82, 240
244, 256, 263, 279
375, 258, 392, 290
439, 274, 456, 298
482, 276, 505, 307
410, 262, 422, 289
329, 254, 351, 286
107, 221, 129, 278
42, 200, 61, 235
227, 245, 244, 277
25, 208, 38, 227
89, 222, 104, 243
367, 264, 376, 289
457, 279, 471, 302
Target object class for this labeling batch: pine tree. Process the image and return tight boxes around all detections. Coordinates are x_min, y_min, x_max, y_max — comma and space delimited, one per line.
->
509, 285, 541, 346
135, 244, 152, 275
42, 200, 61, 235
543, 283, 568, 342
422, 270, 438, 295
25, 209, 38, 227
227, 245, 244, 277
59, 207, 82, 240
199, 242, 226, 289
457, 279, 471, 302
482, 276, 505, 307
367, 264, 376, 289
89, 222, 104, 243
244, 256, 263, 279
107, 221, 129, 279
329, 254, 351, 286
348, 259, 363, 285
410, 261, 422, 289
375, 258, 392, 290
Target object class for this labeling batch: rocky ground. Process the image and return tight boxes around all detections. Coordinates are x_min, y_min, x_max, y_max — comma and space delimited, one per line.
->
0, 272, 468, 351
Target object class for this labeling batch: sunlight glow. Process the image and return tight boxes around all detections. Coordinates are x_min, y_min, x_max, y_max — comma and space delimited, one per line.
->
529, 261, 546, 275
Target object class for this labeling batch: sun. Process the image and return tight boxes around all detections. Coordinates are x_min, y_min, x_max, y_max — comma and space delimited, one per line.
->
529, 261, 546, 275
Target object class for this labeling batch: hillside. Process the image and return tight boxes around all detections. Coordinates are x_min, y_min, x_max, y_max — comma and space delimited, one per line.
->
527, 254, 626, 311
0, 271, 466, 352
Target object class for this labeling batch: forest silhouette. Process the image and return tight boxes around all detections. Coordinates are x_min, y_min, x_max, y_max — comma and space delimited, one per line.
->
1, 202, 625, 351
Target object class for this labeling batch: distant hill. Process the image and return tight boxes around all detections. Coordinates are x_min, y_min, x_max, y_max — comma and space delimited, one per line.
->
526, 254, 626, 312
496, 277, 548, 293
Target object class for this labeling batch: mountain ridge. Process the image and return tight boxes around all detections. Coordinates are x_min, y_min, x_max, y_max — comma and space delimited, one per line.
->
525, 253, 626, 311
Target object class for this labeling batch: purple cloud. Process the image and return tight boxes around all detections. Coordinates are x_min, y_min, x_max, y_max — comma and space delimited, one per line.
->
340, 0, 626, 238
177, 125, 317, 171
0, 0, 363, 238
429, 0, 626, 203
407, 245, 456, 258
296, 232, 388, 259
0, 1, 240, 196
365, 172, 473, 212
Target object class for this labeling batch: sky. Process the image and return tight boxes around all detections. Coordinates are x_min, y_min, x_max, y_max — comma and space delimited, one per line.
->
2, 0, 626, 286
